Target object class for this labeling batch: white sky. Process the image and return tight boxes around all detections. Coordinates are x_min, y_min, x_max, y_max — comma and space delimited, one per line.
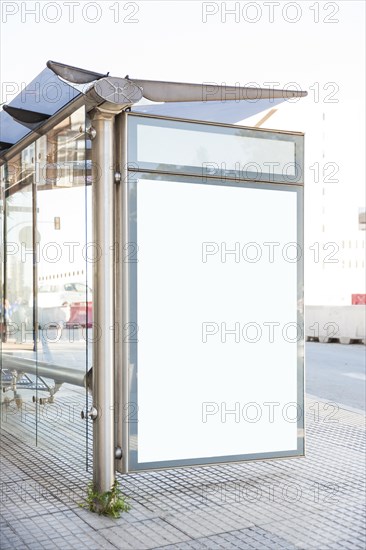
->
1, 1, 364, 98
1, 1, 364, 170
1, 0, 365, 303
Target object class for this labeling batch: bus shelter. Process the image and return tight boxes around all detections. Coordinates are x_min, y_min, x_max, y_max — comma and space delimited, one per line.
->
0, 62, 305, 494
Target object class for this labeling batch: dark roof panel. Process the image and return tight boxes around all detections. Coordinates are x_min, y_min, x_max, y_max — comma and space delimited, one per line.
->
0, 67, 81, 156
0, 110, 31, 150
8, 67, 80, 116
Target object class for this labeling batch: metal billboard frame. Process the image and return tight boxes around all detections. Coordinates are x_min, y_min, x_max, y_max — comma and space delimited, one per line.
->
116, 112, 305, 474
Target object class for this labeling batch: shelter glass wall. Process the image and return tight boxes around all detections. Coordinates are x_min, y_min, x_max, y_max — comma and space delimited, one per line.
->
1, 145, 37, 439
0, 107, 91, 463
5, 145, 35, 349
0, 166, 4, 383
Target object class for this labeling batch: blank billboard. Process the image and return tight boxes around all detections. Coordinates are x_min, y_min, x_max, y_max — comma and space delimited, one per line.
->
125, 172, 304, 470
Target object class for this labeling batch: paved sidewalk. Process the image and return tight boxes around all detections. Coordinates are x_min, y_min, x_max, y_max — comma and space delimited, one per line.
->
0, 387, 365, 549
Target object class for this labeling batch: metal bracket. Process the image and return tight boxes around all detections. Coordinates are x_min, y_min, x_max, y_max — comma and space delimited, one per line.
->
86, 126, 97, 140
32, 381, 63, 405
81, 406, 98, 420
115, 447, 123, 460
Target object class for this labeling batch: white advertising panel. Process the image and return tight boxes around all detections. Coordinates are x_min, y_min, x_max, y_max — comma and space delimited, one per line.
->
124, 115, 304, 471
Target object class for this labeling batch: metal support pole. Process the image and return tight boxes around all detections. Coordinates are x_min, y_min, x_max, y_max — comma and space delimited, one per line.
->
33, 141, 41, 355
115, 111, 129, 473
90, 107, 116, 493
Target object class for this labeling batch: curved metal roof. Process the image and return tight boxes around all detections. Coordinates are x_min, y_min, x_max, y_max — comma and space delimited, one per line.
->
0, 61, 307, 163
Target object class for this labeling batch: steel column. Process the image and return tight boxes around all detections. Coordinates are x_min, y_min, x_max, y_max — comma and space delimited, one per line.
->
115, 111, 129, 473
90, 107, 116, 493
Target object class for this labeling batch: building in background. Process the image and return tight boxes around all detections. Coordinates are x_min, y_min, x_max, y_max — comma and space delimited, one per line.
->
244, 101, 366, 306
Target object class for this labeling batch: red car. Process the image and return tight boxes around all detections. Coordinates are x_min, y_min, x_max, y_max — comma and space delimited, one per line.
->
67, 301, 93, 327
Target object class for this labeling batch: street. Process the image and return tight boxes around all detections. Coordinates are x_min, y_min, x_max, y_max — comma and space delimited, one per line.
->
306, 342, 366, 412
1, 339, 365, 550
3, 335, 365, 413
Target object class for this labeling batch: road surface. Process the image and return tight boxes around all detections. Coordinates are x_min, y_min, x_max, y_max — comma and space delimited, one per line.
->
306, 342, 365, 412
3, 335, 366, 412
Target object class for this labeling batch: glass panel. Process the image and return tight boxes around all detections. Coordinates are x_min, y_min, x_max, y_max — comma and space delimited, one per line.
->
1, 145, 36, 439
127, 174, 304, 470
1, 107, 91, 466
8, 68, 80, 116
34, 107, 91, 458
128, 115, 304, 184
0, 166, 4, 397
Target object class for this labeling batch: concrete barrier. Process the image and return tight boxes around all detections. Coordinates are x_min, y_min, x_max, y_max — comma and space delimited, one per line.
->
305, 305, 365, 344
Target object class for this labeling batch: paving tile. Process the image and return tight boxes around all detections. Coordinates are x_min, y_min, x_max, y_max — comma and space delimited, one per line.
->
0, 391, 365, 550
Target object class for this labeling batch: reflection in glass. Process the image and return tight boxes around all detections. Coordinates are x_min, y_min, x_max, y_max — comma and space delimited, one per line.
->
36, 108, 92, 373
1, 107, 91, 461
0, 145, 36, 437
4, 145, 35, 349
0, 166, 4, 387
